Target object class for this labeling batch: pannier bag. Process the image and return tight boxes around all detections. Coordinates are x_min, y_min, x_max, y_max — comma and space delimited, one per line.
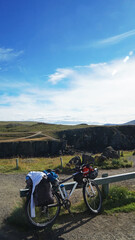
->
26, 171, 54, 208
34, 178, 54, 206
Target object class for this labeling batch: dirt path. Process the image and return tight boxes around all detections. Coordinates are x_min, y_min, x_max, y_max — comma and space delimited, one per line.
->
0, 131, 57, 142
0, 159, 135, 240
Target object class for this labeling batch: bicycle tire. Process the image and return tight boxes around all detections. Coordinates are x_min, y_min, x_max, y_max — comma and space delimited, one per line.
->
83, 180, 102, 214
25, 192, 61, 229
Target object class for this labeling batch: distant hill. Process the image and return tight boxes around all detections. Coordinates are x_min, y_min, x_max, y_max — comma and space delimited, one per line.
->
124, 120, 135, 125
0, 121, 90, 142
0, 121, 135, 158
104, 120, 135, 126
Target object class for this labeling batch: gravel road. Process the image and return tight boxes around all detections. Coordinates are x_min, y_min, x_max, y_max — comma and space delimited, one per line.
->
0, 157, 135, 240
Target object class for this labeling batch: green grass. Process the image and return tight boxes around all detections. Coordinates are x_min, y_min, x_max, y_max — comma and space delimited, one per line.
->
68, 186, 135, 215
0, 150, 133, 174
100, 158, 132, 169
102, 186, 135, 214
6, 186, 135, 230
5, 200, 29, 231
0, 155, 75, 174
0, 121, 90, 140
121, 150, 134, 158
95, 151, 133, 169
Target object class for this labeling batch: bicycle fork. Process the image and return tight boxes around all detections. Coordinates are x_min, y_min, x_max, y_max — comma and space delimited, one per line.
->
86, 181, 96, 198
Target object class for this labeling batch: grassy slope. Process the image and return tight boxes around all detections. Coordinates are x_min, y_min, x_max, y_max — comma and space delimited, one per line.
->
0, 155, 75, 173
0, 151, 133, 174
0, 121, 90, 141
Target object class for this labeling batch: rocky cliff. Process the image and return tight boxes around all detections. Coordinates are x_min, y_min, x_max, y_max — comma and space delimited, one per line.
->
0, 139, 66, 158
58, 125, 135, 153
0, 125, 135, 158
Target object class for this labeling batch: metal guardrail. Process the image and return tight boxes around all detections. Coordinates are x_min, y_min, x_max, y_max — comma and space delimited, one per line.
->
63, 172, 135, 196
95, 172, 135, 185
20, 172, 135, 198
95, 172, 135, 196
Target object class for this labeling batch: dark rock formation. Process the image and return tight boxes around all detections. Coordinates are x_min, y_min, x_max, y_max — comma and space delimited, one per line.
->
102, 146, 119, 159
0, 139, 66, 158
58, 125, 135, 152
95, 146, 119, 165
68, 156, 81, 166
0, 125, 135, 158
96, 154, 107, 165
82, 153, 95, 165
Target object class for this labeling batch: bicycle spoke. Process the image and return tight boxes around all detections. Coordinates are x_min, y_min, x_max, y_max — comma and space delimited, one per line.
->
26, 193, 61, 228
83, 180, 102, 213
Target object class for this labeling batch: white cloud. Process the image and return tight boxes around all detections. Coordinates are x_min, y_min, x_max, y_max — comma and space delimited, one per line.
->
76, 30, 135, 49
0, 79, 30, 90
0, 54, 135, 124
129, 51, 133, 56
123, 51, 134, 63
123, 56, 129, 63
95, 29, 135, 46
0, 48, 23, 62
48, 68, 74, 84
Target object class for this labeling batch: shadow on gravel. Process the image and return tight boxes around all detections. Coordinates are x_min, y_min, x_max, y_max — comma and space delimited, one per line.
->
0, 211, 97, 240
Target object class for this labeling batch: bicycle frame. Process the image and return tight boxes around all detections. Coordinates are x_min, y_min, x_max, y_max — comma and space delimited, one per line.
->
59, 182, 78, 200
57, 172, 82, 201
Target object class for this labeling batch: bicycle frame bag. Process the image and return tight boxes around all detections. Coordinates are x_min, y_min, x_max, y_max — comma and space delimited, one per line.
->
73, 172, 83, 184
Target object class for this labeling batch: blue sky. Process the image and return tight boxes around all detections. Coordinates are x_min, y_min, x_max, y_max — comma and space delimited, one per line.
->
0, 0, 135, 124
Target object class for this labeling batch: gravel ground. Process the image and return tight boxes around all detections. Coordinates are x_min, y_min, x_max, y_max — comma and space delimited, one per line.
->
0, 156, 135, 240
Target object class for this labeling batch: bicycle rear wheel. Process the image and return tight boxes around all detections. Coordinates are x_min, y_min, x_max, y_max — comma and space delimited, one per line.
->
25, 192, 61, 229
83, 180, 102, 214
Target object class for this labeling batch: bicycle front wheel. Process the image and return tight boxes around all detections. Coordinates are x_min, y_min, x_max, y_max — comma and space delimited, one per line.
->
83, 180, 102, 214
25, 192, 61, 229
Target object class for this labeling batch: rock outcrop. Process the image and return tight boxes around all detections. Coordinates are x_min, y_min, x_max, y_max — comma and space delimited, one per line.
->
82, 153, 95, 165
102, 146, 119, 159
58, 125, 135, 153
0, 139, 66, 158
0, 125, 135, 158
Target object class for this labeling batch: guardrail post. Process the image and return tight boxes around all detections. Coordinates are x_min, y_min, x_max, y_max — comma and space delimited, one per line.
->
60, 157, 63, 169
102, 173, 109, 197
16, 158, 19, 170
